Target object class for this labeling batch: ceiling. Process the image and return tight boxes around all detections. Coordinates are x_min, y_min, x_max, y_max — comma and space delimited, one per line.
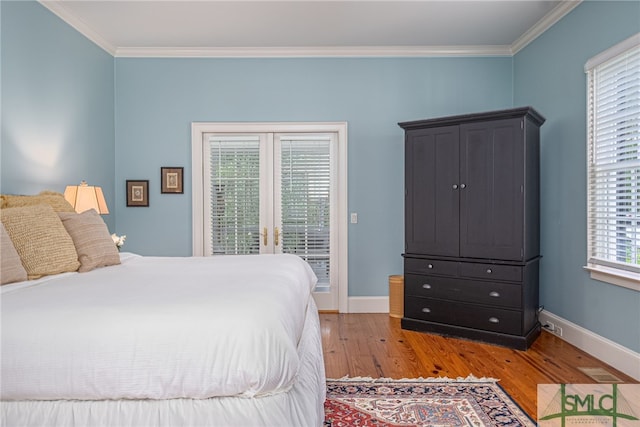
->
39, 0, 582, 57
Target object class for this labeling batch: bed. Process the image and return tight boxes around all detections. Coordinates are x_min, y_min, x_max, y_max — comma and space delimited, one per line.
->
0, 193, 326, 427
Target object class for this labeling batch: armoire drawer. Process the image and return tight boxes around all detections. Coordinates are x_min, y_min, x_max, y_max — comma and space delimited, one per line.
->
404, 274, 521, 308
404, 258, 458, 276
404, 297, 522, 335
459, 262, 522, 282
405, 258, 523, 283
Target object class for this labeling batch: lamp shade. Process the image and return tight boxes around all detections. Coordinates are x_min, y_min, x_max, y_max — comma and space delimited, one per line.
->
64, 181, 109, 214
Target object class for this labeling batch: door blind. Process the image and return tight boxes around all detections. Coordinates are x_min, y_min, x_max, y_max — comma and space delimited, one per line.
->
280, 136, 331, 288
587, 39, 640, 272
207, 135, 261, 255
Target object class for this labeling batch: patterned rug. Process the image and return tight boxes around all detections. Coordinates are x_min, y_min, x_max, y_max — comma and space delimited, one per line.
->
324, 377, 535, 426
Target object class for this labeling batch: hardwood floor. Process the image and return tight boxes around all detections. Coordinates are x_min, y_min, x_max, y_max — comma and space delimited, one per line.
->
320, 313, 638, 419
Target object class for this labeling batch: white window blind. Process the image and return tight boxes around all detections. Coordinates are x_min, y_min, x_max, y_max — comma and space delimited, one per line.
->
207, 135, 261, 255
587, 34, 640, 273
280, 135, 332, 289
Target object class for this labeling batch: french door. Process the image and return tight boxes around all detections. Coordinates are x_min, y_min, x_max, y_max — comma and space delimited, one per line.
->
192, 123, 347, 311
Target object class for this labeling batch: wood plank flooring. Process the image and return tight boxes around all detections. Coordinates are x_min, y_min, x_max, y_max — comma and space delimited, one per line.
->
320, 313, 638, 419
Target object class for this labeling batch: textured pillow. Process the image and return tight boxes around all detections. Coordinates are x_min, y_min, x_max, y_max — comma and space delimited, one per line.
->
58, 210, 120, 272
0, 204, 80, 279
0, 191, 75, 212
0, 223, 28, 285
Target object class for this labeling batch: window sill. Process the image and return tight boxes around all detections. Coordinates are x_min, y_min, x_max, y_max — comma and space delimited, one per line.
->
584, 264, 640, 292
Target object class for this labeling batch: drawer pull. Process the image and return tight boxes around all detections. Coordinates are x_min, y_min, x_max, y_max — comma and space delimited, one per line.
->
488, 317, 500, 324
428, 264, 434, 269
422, 308, 431, 313
422, 283, 432, 289
486, 268, 493, 274
489, 291, 500, 298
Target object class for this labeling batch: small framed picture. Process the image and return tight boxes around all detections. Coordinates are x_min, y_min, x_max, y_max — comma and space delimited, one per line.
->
126, 180, 149, 207
161, 167, 184, 194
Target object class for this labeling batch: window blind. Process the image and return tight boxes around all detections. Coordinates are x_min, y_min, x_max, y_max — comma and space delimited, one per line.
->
207, 135, 261, 255
587, 35, 640, 273
280, 136, 331, 288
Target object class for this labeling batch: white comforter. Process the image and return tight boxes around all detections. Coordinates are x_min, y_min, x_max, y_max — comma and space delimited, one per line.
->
1, 253, 318, 401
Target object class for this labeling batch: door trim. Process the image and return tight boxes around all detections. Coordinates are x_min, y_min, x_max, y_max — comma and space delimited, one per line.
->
191, 122, 349, 313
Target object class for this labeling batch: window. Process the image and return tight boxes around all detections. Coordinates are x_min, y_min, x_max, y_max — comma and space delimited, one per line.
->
206, 135, 261, 256
279, 135, 333, 292
586, 33, 640, 291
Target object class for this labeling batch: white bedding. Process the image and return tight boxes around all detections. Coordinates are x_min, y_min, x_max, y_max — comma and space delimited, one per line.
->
1, 296, 326, 427
1, 253, 319, 402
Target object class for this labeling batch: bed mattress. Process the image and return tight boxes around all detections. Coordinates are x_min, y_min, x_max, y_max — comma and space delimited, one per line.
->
1, 253, 325, 426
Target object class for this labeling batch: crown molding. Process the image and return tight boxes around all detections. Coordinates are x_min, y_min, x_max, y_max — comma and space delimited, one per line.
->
114, 45, 513, 58
38, 0, 116, 56
510, 0, 582, 54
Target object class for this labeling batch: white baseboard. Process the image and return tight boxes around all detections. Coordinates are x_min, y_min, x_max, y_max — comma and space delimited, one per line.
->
347, 296, 390, 313
539, 310, 640, 381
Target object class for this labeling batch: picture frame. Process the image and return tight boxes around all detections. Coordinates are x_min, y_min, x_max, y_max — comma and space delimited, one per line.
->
161, 167, 184, 194
126, 180, 149, 207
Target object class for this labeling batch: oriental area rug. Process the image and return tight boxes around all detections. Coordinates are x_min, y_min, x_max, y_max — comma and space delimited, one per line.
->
324, 377, 536, 427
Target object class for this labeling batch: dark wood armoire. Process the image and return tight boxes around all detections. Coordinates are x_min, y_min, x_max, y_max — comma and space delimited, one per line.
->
399, 107, 545, 350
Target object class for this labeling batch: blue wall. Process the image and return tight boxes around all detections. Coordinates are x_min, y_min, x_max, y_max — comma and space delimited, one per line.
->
0, 1, 115, 229
2, 1, 638, 352
514, 1, 640, 352
114, 57, 513, 296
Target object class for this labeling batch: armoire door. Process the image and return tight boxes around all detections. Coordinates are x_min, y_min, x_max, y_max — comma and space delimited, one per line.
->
459, 118, 525, 260
405, 126, 460, 256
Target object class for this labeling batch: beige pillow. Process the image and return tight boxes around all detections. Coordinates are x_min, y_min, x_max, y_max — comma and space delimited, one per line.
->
58, 210, 120, 272
0, 191, 75, 212
0, 204, 80, 279
1, 223, 28, 285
